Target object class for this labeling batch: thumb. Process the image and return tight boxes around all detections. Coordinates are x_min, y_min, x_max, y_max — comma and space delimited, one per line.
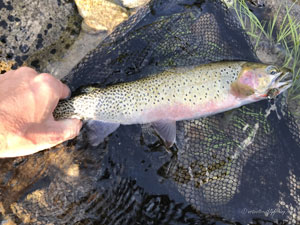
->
26, 118, 82, 148
51, 118, 83, 142
5, 119, 83, 157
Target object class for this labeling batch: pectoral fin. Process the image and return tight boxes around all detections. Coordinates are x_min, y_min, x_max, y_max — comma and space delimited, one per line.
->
86, 120, 120, 146
151, 120, 176, 147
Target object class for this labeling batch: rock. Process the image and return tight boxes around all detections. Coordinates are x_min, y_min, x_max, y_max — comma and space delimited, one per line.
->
0, 0, 151, 78
52, 0, 151, 78
47, 31, 107, 79
120, 0, 150, 8
0, 60, 16, 74
74, 0, 129, 33
0, 0, 82, 73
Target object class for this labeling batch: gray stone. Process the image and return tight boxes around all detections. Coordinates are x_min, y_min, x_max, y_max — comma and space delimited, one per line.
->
120, 0, 150, 8
0, 0, 82, 73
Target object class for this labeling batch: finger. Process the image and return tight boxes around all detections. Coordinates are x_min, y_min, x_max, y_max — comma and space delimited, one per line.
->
60, 83, 71, 99
26, 118, 82, 148
4, 119, 82, 157
35, 73, 71, 99
1, 69, 14, 77
52, 118, 83, 142
16, 67, 39, 77
1, 67, 38, 80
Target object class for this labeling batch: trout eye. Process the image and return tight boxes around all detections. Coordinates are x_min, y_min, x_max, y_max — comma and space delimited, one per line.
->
266, 65, 278, 75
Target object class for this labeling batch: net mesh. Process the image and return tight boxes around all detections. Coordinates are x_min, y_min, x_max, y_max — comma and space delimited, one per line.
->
63, 0, 258, 91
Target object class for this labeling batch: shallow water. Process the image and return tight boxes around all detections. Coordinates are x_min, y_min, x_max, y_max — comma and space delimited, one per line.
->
1, 0, 300, 224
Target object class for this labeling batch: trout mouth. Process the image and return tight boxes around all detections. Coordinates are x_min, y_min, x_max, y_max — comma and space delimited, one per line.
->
267, 71, 293, 98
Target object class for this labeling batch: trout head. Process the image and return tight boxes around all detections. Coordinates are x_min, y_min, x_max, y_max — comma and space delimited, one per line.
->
230, 62, 293, 99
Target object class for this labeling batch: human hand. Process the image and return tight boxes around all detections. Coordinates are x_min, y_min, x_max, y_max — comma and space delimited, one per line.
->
0, 67, 82, 158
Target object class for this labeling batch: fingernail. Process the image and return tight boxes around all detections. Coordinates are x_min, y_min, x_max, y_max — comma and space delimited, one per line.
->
64, 84, 72, 99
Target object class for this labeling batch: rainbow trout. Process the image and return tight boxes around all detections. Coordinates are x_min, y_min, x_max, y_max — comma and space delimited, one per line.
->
54, 61, 292, 146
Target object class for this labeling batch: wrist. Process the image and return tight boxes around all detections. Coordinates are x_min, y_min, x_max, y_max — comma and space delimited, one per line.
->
0, 112, 27, 157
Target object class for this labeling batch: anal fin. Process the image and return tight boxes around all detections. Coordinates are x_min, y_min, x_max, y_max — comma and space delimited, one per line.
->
86, 120, 120, 146
151, 120, 176, 147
